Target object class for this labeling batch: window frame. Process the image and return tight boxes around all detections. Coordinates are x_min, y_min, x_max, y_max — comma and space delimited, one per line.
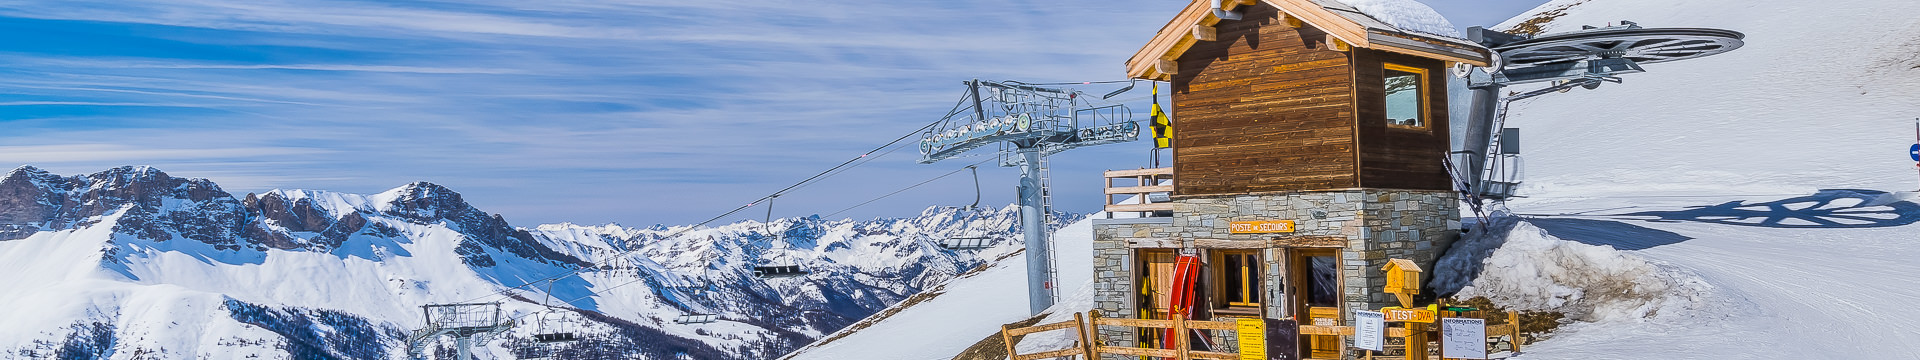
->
1214, 250, 1263, 309
1382, 63, 1431, 130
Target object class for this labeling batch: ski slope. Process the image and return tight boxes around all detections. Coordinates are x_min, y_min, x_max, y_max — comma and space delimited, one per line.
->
1457, 0, 1920, 358
780, 217, 1097, 360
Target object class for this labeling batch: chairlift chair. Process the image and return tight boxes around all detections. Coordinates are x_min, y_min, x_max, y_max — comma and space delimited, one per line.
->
752, 265, 809, 278
752, 195, 812, 279
938, 236, 993, 250
673, 313, 719, 324
530, 309, 578, 343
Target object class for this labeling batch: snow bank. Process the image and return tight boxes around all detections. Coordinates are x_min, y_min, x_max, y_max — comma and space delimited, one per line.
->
1432, 215, 1714, 322
1336, 0, 1462, 38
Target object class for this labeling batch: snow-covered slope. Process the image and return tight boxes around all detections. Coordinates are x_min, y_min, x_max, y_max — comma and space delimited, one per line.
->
779, 217, 1097, 360
1494, 0, 1920, 197
0, 165, 1075, 359
1427, 0, 1920, 358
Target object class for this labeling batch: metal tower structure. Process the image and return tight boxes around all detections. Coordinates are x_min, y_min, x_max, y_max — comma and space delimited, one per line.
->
919, 79, 1137, 314
1453, 22, 1745, 213
407, 302, 513, 360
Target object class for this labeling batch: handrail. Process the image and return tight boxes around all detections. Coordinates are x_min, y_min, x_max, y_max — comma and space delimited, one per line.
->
1104, 167, 1175, 216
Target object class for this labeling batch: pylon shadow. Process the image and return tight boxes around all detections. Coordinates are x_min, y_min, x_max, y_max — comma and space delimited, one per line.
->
1620, 189, 1920, 229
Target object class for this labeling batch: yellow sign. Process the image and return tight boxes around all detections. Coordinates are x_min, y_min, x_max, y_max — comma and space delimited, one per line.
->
1236, 318, 1266, 360
1228, 220, 1296, 234
1382, 307, 1436, 323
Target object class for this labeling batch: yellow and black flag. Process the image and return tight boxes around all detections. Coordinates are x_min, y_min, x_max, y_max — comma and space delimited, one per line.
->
1150, 83, 1173, 148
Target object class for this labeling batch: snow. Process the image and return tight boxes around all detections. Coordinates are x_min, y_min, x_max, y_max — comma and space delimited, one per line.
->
779, 216, 1098, 360
1335, 0, 1463, 38
1418, 0, 1920, 358
1432, 214, 1716, 322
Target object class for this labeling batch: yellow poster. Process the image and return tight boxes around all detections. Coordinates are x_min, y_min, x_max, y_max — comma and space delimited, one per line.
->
1236, 318, 1266, 360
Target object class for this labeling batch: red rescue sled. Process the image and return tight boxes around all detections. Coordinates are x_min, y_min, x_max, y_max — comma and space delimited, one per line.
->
1162, 254, 1202, 355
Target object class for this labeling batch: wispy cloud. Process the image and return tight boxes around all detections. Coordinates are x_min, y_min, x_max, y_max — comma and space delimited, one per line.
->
0, 0, 1551, 225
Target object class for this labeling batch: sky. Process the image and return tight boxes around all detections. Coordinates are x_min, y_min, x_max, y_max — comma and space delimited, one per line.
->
0, 0, 1551, 226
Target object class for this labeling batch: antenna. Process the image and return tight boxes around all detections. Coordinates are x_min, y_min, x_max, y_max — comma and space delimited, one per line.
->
917, 79, 1138, 314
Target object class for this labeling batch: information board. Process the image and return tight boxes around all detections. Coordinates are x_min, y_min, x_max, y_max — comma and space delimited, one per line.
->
1440, 318, 1488, 359
1352, 311, 1385, 352
1237, 318, 1267, 360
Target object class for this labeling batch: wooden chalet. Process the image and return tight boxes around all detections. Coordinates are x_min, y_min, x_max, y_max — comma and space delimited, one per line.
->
1090, 0, 1487, 359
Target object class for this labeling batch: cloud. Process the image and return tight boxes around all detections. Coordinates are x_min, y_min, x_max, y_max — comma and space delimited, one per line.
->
0, 0, 1191, 225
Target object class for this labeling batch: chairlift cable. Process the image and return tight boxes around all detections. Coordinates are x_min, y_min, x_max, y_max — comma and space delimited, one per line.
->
453, 91, 975, 305
824, 158, 995, 219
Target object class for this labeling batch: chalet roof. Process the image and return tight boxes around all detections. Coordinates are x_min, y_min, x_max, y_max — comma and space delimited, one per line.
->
1126, 0, 1491, 81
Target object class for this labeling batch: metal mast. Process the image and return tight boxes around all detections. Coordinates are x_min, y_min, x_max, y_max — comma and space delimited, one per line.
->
1454, 22, 1746, 213
920, 79, 1137, 314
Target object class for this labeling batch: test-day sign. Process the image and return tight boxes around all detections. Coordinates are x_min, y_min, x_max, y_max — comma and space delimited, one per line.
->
1441, 318, 1489, 359
1352, 311, 1385, 352
1236, 318, 1267, 360
1229, 220, 1296, 234
1382, 307, 1435, 323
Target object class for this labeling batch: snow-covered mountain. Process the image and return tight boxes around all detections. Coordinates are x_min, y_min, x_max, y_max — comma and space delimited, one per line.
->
0, 165, 1078, 359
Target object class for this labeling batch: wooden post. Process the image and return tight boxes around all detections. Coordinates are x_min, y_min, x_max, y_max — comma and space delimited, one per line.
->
1406, 322, 1427, 360
1174, 315, 1190, 360
1508, 311, 1522, 353
1078, 312, 1098, 359
1000, 322, 1019, 360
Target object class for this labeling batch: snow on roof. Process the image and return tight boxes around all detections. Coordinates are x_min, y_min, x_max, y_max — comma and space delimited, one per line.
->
1322, 0, 1463, 39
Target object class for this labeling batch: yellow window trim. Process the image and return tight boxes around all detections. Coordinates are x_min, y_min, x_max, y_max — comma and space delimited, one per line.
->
1382, 63, 1430, 131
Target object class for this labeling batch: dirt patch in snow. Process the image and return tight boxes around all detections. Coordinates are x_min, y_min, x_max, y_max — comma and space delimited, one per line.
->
1503, 0, 1589, 36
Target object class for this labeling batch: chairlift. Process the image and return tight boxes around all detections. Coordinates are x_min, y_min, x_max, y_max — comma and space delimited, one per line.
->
938, 236, 993, 250
752, 195, 812, 279
530, 309, 578, 343
673, 313, 719, 324
752, 265, 808, 278
530, 281, 579, 343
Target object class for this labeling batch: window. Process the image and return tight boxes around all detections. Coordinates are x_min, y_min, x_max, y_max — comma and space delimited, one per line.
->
1383, 63, 1428, 129
1217, 251, 1262, 309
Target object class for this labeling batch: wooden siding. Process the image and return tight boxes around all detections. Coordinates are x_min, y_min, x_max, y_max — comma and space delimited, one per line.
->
1352, 49, 1454, 190
1170, 3, 1357, 196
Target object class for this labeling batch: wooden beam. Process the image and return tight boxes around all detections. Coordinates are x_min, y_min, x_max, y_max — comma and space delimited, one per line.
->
1191, 24, 1217, 41
1107, 203, 1175, 213
1127, 238, 1181, 249
1194, 239, 1268, 249
1105, 185, 1174, 195
1105, 167, 1173, 177
1283, 13, 1304, 28
1326, 35, 1352, 52
1155, 59, 1178, 76
1271, 235, 1347, 248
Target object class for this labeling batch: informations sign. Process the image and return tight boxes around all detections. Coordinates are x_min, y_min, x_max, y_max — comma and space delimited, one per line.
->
1352, 311, 1385, 352
1441, 318, 1489, 359
1236, 318, 1267, 360
1228, 220, 1296, 234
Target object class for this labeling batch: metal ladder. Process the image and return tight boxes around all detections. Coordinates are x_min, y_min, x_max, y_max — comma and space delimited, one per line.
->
1038, 154, 1060, 300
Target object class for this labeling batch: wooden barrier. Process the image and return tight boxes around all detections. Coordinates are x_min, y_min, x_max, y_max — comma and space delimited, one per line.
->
1000, 313, 1092, 360
1361, 311, 1523, 360
1085, 311, 1244, 360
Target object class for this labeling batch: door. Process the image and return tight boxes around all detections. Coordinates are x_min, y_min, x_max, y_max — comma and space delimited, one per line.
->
1289, 249, 1343, 359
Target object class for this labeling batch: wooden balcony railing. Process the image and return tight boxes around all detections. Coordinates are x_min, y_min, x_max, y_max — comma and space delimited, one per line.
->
1104, 167, 1173, 215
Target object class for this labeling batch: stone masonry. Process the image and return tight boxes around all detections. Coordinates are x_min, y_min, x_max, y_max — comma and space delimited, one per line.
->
1090, 189, 1458, 357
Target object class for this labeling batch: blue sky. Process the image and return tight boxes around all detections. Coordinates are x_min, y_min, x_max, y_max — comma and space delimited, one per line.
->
0, 0, 1549, 226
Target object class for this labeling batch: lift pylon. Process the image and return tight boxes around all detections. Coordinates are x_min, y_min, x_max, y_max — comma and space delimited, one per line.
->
918, 79, 1138, 314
